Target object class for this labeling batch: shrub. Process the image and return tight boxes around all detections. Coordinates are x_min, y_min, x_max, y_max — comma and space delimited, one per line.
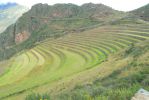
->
125, 43, 143, 57
70, 92, 88, 100
25, 93, 50, 100
142, 76, 149, 87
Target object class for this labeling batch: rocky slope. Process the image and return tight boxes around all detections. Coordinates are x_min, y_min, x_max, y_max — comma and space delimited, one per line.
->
132, 89, 149, 100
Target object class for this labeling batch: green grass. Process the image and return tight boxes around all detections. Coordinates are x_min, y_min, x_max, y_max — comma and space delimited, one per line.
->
0, 23, 149, 100
54, 41, 149, 100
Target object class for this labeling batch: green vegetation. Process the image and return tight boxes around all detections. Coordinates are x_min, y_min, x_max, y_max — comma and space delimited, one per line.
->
26, 93, 50, 100
0, 3, 125, 61
131, 3, 149, 21
0, 22, 148, 100
24, 40, 149, 100
55, 41, 149, 100
0, 2, 149, 100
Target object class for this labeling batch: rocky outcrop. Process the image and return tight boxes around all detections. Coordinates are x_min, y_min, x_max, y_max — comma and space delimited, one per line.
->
15, 31, 30, 44
131, 88, 149, 100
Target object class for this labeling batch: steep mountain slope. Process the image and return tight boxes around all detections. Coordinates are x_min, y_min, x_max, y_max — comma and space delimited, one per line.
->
0, 3, 125, 61
0, 3, 28, 33
130, 3, 149, 21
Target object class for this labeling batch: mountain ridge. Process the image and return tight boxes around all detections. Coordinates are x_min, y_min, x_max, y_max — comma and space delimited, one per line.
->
0, 3, 124, 51
0, 3, 148, 61
130, 3, 149, 21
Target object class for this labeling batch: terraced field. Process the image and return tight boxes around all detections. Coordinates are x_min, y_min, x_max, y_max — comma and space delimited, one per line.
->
0, 23, 149, 100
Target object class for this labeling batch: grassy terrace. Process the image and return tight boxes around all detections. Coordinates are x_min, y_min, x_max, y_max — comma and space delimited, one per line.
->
0, 23, 149, 100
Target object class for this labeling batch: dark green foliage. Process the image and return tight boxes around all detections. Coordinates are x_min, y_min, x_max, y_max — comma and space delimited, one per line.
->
57, 91, 91, 100
25, 93, 50, 100
110, 15, 144, 25
124, 43, 143, 57
70, 92, 87, 100
124, 73, 145, 83
142, 77, 149, 86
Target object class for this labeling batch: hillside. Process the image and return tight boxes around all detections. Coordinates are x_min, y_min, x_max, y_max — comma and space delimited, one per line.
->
0, 3, 149, 100
0, 3, 125, 61
0, 22, 148, 100
50, 40, 149, 100
0, 3, 28, 33
130, 3, 149, 21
